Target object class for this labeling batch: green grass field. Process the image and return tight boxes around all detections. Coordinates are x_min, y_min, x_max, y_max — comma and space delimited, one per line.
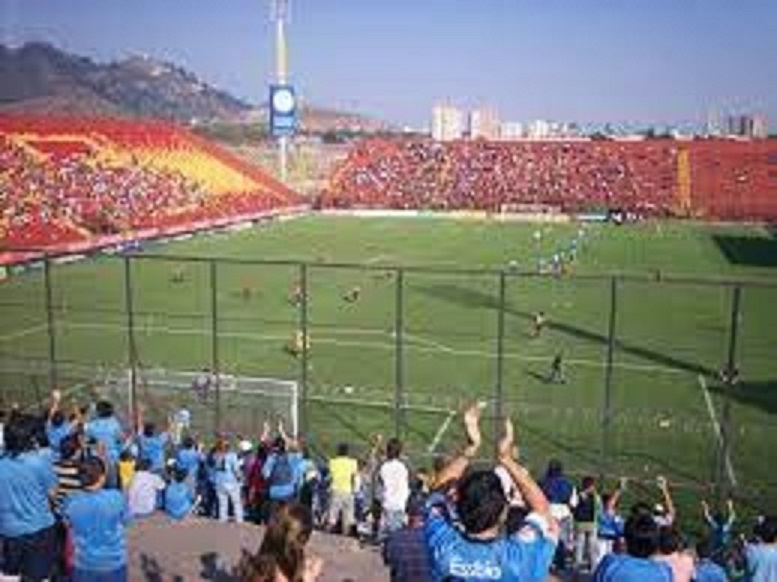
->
1, 215, 776, 516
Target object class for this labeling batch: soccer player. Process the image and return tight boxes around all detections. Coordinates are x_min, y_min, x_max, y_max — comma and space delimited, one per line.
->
170, 266, 186, 284
287, 330, 310, 358
241, 282, 253, 301
289, 281, 304, 307
343, 285, 362, 304
531, 311, 547, 338
547, 351, 566, 384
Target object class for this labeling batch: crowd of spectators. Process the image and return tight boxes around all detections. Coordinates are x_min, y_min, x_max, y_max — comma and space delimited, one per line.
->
1, 391, 776, 581
1, 135, 210, 246
323, 139, 681, 215
0, 120, 298, 251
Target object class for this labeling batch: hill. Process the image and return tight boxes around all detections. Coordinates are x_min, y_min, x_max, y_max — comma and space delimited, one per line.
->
0, 42, 391, 132
0, 43, 250, 123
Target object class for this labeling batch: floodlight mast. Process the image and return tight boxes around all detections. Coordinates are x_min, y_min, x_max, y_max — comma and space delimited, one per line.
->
271, 0, 290, 182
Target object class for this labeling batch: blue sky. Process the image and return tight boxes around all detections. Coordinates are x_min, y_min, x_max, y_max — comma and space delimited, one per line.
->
1, 0, 775, 128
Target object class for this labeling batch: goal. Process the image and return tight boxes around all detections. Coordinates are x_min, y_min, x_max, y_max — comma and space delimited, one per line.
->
108, 368, 299, 437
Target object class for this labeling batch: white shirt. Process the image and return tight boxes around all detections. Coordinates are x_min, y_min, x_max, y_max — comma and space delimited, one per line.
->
379, 459, 410, 512
127, 470, 165, 516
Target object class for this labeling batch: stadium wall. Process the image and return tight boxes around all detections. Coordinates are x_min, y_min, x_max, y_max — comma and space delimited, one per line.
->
0, 205, 310, 269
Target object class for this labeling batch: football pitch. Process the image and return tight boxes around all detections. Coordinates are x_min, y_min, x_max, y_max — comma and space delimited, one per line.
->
1, 215, 776, 515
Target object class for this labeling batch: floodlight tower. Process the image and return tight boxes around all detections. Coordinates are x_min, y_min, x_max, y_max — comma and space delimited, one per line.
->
270, 0, 293, 182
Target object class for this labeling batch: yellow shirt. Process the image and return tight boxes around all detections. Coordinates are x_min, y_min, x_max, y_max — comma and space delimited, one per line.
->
119, 460, 136, 490
329, 456, 358, 494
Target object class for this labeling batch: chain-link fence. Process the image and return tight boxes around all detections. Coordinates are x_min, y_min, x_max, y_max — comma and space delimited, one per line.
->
1, 251, 776, 513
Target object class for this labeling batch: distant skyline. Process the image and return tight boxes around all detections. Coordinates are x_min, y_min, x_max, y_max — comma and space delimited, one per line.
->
1, 0, 775, 128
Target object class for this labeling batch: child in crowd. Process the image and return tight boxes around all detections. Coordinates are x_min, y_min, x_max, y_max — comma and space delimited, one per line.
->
118, 449, 136, 492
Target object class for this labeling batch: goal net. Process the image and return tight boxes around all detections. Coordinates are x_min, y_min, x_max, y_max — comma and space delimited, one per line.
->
107, 368, 299, 438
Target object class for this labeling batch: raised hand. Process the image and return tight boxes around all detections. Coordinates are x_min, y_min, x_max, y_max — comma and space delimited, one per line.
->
462, 401, 484, 450
497, 417, 515, 462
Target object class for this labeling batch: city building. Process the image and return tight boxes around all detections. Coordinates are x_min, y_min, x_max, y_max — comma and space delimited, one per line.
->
432, 103, 464, 141
469, 107, 500, 140
500, 121, 524, 140
726, 114, 769, 139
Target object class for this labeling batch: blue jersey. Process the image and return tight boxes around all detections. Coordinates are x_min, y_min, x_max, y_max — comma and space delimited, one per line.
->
46, 420, 73, 460
86, 417, 124, 462
0, 451, 57, 537
262, 452, 303, 501
138, 432, 169, 472
694, 559, 728, 582
164, 481, 193, 520
213, 451, 242, 489
175, 446, 201, 477
64, 489, 128, 572
598, 511, 624, 540
424, 503, 557, 582
593, 553, 673, 582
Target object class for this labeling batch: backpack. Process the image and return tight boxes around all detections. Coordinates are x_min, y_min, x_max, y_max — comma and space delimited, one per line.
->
574, 491, 597, 523
269, 454, 296, 491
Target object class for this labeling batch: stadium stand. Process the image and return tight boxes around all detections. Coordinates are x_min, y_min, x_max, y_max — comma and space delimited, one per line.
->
0, 116, 301, 256
323, 138, 777, 220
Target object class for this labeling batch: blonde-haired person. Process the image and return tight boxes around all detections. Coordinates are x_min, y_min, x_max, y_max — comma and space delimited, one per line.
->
236, 502, 323, 582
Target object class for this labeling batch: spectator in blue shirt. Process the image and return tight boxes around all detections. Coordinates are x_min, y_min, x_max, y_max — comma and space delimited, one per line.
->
46, 390, 74, 461
593, 509, 673, 581
137, 420, 170, 474
746, 515, 777, 582
85, 400, 125, 487
212, 437, 244, 523
424, 403, 559, 582
63, 456, 129, 582
694, 538, 728, 582
164, 466, 195, 520
175, 435, 202, 494
540, 458, 576, 571
0, 413, 59, 581
597, 483, 626, 564
262, 422, 303, 510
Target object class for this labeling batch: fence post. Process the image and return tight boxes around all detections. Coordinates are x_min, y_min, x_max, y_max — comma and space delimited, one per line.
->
600, 276, 618, 478
394, 268, 405, 439
123, 256, 138, 431
495, 271, 506, 442
43, 255, 58, 393
717, 285, 741, 504
299, 263, 309, 437
210, 260, 221, 433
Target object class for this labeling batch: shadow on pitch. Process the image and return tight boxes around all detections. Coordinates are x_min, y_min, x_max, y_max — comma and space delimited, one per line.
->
706, 379, 777, 416
713, 234, 777, 268
416, 283, 717, 377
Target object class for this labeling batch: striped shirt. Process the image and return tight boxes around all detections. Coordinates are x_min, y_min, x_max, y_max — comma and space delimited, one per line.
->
54, 459, 83, 514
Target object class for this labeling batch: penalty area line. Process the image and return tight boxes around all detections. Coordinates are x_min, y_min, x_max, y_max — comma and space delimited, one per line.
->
428, 409, 457, 454
697, 374, 737, 487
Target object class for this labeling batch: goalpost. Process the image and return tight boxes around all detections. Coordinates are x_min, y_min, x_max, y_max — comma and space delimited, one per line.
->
112, 368, 299, 437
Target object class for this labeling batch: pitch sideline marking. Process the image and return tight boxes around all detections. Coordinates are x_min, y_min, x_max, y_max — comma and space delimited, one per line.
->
428, 409, 458, 453
0, 323, 49, 343
697, 374, 738, 487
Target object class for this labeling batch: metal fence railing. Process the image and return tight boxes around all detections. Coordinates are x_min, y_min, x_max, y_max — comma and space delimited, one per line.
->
1, 250, 776, 514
